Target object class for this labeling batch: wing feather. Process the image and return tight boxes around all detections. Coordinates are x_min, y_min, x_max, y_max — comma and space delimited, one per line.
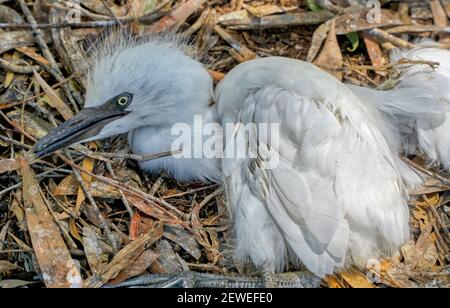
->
217, 57, 409, 277
221, 84, 408, 276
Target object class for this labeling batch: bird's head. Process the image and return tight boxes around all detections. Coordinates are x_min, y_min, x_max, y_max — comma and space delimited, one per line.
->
33, 33, 212, 157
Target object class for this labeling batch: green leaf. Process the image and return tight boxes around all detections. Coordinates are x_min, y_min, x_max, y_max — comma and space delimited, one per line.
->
346, 32, 359, 52
306, 0, 322, 12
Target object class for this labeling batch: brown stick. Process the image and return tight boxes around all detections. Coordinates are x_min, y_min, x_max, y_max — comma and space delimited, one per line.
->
220, 10, 334, 30
402, 157, 450, 186
17, 0, 78, 111
0, 57, 40, 73
0, 11, 167, 29
387, 25, 450, 34
364, 28, 416, 49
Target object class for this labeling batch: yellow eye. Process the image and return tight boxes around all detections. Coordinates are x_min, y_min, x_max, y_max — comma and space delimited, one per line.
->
116, 94, 131, 107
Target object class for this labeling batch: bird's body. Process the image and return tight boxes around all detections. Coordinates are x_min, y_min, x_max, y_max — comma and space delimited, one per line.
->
34, 34, 412, 279
349, 44, 450, 172
216, 57, 409, 276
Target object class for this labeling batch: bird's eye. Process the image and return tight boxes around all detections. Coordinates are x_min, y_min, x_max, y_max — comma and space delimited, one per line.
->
115, 94, 132, 108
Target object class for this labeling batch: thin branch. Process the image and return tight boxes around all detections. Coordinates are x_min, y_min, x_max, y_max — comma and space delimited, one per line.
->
364, 28, 416, 49
95, 150, 180, 161
0, 11, 167, 29
0, 72, 80, 110
67, 161, 190, 226
402, 157, 450, 186
64, 149, 119, 253
17, 0, 78, 111
105, 161, 134, 217
0, 57, 40, 73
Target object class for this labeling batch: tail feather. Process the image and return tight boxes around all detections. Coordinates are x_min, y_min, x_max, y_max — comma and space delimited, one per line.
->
349, 45, 450, 173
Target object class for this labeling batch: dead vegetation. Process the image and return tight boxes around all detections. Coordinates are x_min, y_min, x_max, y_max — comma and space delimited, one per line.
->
0, 0, 449, 288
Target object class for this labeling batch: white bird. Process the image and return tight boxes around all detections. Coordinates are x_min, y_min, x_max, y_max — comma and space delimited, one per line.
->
33, 33, 411, 285
349, 44, 450, 174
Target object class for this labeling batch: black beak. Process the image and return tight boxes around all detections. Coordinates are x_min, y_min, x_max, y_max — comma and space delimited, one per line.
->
32, 106, 129, 158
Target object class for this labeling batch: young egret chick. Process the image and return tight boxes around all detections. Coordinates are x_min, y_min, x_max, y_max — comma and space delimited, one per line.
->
33, 34, 410, 283
349, 44, 450, 173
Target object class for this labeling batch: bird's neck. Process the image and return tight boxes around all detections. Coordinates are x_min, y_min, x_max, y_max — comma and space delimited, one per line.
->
128, 105, 223, 183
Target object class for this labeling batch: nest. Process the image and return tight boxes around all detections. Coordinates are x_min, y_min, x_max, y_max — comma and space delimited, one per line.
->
0, 0, 449, 288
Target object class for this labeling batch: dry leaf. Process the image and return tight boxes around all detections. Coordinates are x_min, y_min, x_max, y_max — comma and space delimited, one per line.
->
53, 168, 141, 199
243, 4, 296, 17
412, 206, 429, 231
125, 194, 182, 224
191, 198, 221, 263
33, 71, 74, 120
0, 158, 19, 174
69, 218, 82, 242
8, 232, 32, 251
0, 139, 8, 147
0, 221, 11, 250
53, 174, 120, 198
412, 222, 439, 271
129, 211, 142, 241
151, 239, 188, 274
423, 193, 441, 207
81, 0, 117, 16
4, 52, 19, 87
362, 33, 386, 69
163, 224, 202, 260
83, 226, 108, 274
85, 221, 163, 288
19, 156, 83, 288
0, 260, 22, 274
149, 0, 207, 32
307, 20, 331, 63
411, 178, 450, 195
7, 110, 52, 139
314, 19, 343, 80
108, 249, 159, 285
340, 269, 375, 288
16, 46, 50, 66
75, 142, 97, 213
323, 275, 345, 288
217, 10, 249, 23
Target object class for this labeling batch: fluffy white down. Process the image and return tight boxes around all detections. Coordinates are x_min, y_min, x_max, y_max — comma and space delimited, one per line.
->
392, 46, 450, 171
84, 32, 222, 182
351, 45, 450, 172
216, 57, 410, 277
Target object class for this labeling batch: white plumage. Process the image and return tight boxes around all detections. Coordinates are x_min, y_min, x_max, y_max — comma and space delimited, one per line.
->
349, 44, 450, 174
34, 34, 413, 279
85, 34, 222, 183
216, 57, 409, 276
